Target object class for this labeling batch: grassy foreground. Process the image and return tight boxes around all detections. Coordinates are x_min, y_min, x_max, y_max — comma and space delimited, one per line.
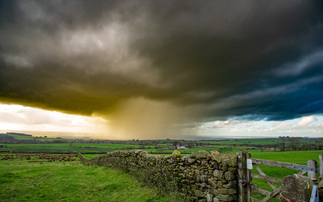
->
1, 150, 322, 201
0, 156, 184, 201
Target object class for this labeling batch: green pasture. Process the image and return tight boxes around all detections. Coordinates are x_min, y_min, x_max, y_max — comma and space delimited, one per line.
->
4, 134, 34, 140
0, 144, 321, 202
73, 143, 144, 149
143, 145, 250, 155
0, 143, 148, 153
0, 133, 60, 142
83, 154, 103, 159
0, 142, 254, 154
198, 138, 318, 146
80, 149, 323, 202
0, 143, 107, 153
250, 150, 322, 164
0, 143, 157, 154
0, 156, 184, 201
201, 138, 280, 145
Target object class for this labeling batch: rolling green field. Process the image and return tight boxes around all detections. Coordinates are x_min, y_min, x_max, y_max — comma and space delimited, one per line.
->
0, 143, 147, 153
73, 143, 143, 149
1, 133, 322, 201
1, 133, 321, 155
0, 142, 249, 154
198, 138, 317, 145
76, 150, 323, 202
1, 133, 69, 142
250, 150, 322, 164
197, 138, 278, 145
0, 148, 321, 201
0, 155, 184, 201
0, 143, 107, 153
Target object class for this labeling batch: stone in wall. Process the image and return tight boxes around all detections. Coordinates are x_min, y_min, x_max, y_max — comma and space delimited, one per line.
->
280, 174, 314, 201
79, 150, 238, 201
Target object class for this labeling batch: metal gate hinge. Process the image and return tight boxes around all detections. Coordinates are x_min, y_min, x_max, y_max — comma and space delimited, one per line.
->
292, 165, 319, 172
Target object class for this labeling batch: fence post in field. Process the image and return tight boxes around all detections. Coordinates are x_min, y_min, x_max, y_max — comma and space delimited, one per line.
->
307, 160, 317, 180
319, 154, 323, 177
237, 150, 251, 202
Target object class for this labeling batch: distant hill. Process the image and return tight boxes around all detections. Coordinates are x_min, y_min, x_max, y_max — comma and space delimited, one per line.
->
0, 134, 15, 141
6, 132, 32, 136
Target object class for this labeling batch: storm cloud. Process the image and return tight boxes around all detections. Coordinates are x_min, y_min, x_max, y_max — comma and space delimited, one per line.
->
1, 0, 323, 137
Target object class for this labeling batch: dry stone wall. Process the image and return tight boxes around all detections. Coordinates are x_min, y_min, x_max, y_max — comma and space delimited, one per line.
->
79, 150, 238, 201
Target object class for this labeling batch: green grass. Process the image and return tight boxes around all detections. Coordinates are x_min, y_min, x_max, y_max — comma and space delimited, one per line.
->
1, 143, 78, 153
0, 143, 123, 153
1, 143, 148, 153
0, 142, 250, 154
4, 134, 34, 140
83, 154, 103, 159
145, 146, 246, 155
1, 147, 321, 201
250, 150, 322, 164
0, 156, 184, 201
73, 143, 143, 149
211, 138, 280, 145
198, 138, 318, 146
197, 138, 279, 145
1, 133, 62, 142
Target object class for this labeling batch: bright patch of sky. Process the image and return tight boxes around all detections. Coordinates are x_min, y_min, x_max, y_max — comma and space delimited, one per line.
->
0, 103, 109, 135
1, 103, 322, 139
198, 115, 323, 138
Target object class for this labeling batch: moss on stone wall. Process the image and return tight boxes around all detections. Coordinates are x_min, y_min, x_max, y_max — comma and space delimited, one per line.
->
79, 150, 238, 202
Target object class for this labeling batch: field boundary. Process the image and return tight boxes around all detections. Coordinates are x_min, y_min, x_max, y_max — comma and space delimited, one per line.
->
79, 150, 239, 201
79, 150, 323, 202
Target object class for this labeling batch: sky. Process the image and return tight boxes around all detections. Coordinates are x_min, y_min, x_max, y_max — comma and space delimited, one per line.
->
0, 0, 323, 139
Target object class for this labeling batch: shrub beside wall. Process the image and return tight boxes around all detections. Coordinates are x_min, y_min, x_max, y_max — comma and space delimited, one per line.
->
79, 150, 238, 201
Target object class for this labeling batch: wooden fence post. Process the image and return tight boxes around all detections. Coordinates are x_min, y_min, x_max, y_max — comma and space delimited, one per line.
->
307, 160, 317, 180
319, 154, 323, 177
237, 150, 251, 202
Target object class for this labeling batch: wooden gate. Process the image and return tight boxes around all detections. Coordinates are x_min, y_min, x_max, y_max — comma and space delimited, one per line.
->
237, 151, 323, 202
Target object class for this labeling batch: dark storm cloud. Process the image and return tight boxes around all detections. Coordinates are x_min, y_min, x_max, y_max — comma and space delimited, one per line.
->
1, 0, 323, 122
